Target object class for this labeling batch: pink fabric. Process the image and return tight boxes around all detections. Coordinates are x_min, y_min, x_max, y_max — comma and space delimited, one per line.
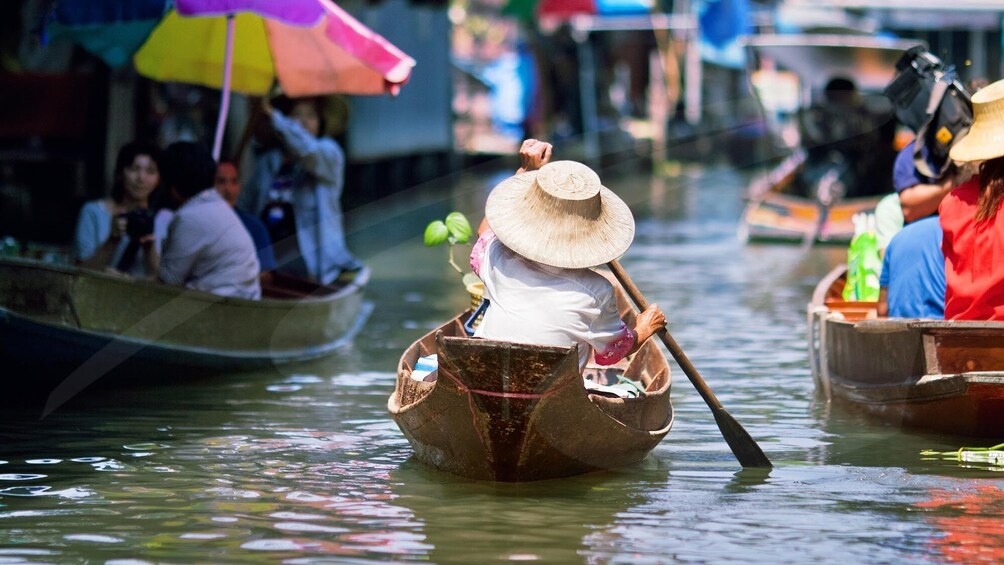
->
469, 229, 495, 277
593, 324, 636, 365
320, 0, 414, 87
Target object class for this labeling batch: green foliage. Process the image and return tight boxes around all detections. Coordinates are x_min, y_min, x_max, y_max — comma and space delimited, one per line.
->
424, 211, 475, 276
424, 212, 472, 246
424, 220, 449, 247
445, 212, 472, 244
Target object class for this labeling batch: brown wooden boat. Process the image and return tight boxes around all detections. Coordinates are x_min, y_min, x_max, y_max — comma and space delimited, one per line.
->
739, 150, 884, 245
808, 264, 1004, 437
389, 278, 674, 481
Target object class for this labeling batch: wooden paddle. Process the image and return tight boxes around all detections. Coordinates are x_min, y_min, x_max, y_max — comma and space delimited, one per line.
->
608, 260, 773, 468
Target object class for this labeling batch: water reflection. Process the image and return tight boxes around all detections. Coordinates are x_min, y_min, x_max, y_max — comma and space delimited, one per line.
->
0, 164, 999, 562
918, 485, 1004, 563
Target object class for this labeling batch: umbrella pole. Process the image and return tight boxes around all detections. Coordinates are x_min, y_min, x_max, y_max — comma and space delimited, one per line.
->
212, 14, 236, 162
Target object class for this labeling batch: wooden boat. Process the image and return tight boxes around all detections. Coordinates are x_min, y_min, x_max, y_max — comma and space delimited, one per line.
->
739, 34, 923, 245
0, 257, 371, 383
388, 277, 673, 481
808, 264, 1004, 437
739, 150, 883, 244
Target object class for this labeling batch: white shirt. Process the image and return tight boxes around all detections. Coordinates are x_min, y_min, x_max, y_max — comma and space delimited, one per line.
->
472, 232, 633, 370
160, 188, 261, 299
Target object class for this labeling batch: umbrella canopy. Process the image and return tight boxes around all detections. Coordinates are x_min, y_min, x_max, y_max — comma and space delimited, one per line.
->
52, 0, 416, 159
134, 0, 414, 97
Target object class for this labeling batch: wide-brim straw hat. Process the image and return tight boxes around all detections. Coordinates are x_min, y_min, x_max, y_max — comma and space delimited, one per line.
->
949, 78, 1004, 163
485, 160, 635, 269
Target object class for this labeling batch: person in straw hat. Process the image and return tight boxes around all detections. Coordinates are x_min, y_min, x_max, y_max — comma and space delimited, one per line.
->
469, 139, 666, 371
938, 77, 1004, 320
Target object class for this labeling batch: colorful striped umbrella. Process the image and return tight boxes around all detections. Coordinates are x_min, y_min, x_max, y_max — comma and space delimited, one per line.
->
53, 0, 416, 159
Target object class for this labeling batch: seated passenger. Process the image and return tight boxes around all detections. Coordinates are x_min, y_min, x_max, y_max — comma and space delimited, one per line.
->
894, 140, 955, 223
470, 139, 666, 371
939, 78, 1004, 320
214, 161, 277, 283
877, 216, 945, 318
72, 141, 172, 278
797, 77, 892, 200
158, 142, 261, 299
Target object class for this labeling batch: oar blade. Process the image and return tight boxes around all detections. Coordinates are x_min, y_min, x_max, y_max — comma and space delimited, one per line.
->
713, 407, 772, 468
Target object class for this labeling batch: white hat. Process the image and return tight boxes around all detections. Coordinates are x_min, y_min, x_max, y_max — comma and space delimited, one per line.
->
485, 160, 635, 269
949, 78, 1004, 163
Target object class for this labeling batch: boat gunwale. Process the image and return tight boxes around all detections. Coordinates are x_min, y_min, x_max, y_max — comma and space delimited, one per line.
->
809, 264, 1004, 404
390, 312, 673, 437
0, 257, 369, 309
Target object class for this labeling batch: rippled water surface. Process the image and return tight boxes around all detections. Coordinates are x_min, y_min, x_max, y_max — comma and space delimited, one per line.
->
2, 161, 1003, 563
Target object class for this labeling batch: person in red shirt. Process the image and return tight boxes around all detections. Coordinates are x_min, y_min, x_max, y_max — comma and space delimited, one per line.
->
938, 78, 1004, 320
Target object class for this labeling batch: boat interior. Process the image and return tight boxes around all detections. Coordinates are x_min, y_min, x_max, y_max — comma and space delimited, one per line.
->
396, 307, 670, 410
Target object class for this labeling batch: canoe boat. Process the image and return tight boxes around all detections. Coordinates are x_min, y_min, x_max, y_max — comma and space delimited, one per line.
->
739, 34, 923, 245
739, 150, 883, 244
807, 264, 1004, 437
0, 257, 370, 391
388, 276, 673, 481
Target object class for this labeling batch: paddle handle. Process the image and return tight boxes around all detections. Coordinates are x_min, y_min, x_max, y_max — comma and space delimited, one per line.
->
607, 260, 722, 410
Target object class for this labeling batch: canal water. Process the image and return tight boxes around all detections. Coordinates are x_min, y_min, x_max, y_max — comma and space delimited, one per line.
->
1, 158, 1002, 563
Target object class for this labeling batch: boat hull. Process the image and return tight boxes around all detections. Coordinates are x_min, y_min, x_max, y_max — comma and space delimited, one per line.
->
808, 265, 1004, 437
739, 151, 882, 245
389, 281, 674, 481
0, 258, 370, 384
741, 191, 881, 245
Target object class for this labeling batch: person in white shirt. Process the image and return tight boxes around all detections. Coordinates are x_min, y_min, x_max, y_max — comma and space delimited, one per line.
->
470, 140, 666, 371
158, 142, 261, 300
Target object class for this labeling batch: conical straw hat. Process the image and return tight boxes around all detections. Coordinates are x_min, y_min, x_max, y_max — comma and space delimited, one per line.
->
485, 160, 635, 269
949, 78, 1004, 163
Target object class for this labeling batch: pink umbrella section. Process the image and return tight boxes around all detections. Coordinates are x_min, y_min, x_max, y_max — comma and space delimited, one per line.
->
177, 0, 415, 95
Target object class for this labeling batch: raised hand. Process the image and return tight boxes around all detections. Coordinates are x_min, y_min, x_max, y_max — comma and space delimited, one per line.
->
517, 139, 553, 173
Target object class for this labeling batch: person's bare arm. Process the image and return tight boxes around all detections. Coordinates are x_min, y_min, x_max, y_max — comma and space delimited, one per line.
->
877, 287, 889, 317
899, 177, 954, 223
628, 304, 667, 355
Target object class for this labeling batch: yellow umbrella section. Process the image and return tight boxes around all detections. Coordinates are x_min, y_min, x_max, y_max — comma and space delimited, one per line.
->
134, 10, 276, 95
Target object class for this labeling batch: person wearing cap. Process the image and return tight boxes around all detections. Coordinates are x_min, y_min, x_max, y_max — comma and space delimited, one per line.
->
874, 143, 949, 318
938, 78, 1004, 320
240, 95, 363, 285
894, 140, 956, 224
469, 139, 667, 371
